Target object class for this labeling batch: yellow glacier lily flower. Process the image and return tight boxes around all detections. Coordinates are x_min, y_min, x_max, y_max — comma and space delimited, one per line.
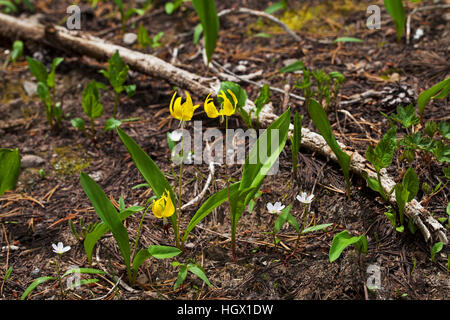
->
169, 91, 200, 121
152, 190, 175, 219
203, 90, 238, 119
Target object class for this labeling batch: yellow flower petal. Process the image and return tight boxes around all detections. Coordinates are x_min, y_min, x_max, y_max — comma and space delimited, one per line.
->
204, 93, 220, 118
152, 190, 175, 219
220, 90, 237, 116
169, 91, 197, 121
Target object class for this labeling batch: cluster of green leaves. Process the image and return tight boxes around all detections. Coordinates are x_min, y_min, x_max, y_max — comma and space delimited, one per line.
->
100, 51, 136, 120
0, 0, 33, 13
272, 204, 332, 249
137, 24, 164, 49
287, 62, 345, 113
365, 78, 449, 232
0, 148, 20, 196
80, 172, 182, 285
172, 260, 211, 290
27, 56, 64, 129
329, 230, 368, 262
71, 81, 107, 138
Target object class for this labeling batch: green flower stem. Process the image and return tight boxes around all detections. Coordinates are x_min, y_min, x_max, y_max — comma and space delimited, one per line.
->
176, 120, 185, 249
132, 204, 152, 263
113, 92, 120, 119
225, 117, 235, 261
377, 170, 388, 201
56, 254, 64, 298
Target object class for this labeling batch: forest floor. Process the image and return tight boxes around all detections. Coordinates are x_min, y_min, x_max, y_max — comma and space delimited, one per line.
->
0, 0, 449, 300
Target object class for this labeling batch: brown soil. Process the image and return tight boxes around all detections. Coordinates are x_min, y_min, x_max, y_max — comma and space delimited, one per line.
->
0, 0, 449, 300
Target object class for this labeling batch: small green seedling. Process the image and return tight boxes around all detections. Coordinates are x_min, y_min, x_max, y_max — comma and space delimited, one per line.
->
100, 51, 136, 119
172, 261, 212, 290
68, 217, 98, 242
394, 167, 419, 230
10, 40, 23, 63
365, 126, 397, 200
72, 80, 106, 138
329, 230, 368, 262
430, 242, 443, 263
27, 56, 64, 129
137, 24, 164, 49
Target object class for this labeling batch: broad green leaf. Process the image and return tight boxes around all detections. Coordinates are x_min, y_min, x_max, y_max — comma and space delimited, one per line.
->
21, 276, 55, 300
254, 84, 271, 117
431, 242, 443, 262
395, 183, 408, 225
302, 223, 333, 234
36, 82, 50, 106
291, 112, 303, 176
105, 118, 122, 131
84, 206, 142, 264
329, 230, 367, 262
417, 78, 450, 120
333, 37, 363, 43
187, 263, 212, 287
131, 249, 152, 277
4, 266, 13, 282
218, 81, 247, 108
27, 57, 48, 84
138, 24, 151, 48
82, 81, 104, 119
116, 127, 178, 237
384, 0, 406, 42
384, 210, 396, 227
101, 51, 129, 93
273, 205, 293, 234
0, 0, 17, 12
192, 0, 219, 64
308, 99, 351, 195
148, 245, 181, 259
0, 148, 20, 196
366, 126, 397, 172
265, 1, 286, 14
174, 265, 188, 289
402, 167, 418, 202
366, 175, 384, 195
279, 60, 304, 73
47, 57, 64, 88
80, 172, 131, 274
182, 182, 240, 245
193, 24, 203, 45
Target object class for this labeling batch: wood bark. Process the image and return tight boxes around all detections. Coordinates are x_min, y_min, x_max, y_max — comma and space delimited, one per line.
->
0, 13, 446, 244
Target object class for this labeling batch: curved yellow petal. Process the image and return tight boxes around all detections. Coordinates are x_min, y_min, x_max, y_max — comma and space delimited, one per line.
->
162, 192, 175, 218
173, 96, 183, 120
220, 90, 237, 116
152, 198, 164, 219
204, 93, 220, 118
169, 92, 178, 119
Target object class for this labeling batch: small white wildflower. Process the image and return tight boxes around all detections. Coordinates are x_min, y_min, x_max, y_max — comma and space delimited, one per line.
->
296, 192, 314, 204
168, 130, 183, 142
266, 202, 285, 214
413, 28, 424, 41
52, 242, 71, 255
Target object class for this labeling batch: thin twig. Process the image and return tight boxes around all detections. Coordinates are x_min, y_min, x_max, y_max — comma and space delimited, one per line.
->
217, 8, 301, 42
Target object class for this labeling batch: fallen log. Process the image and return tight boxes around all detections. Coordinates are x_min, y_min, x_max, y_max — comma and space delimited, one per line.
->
0, 13, 446, 245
